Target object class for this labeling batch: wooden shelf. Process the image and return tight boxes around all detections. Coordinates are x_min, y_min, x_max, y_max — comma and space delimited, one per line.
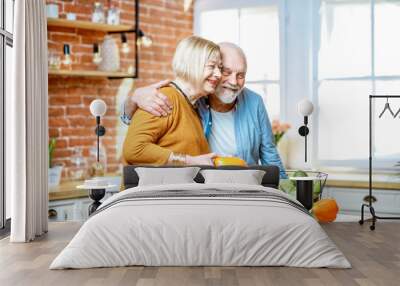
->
47, 18, 134, 33
48, 69, 135, 78
47, 18, 137, 79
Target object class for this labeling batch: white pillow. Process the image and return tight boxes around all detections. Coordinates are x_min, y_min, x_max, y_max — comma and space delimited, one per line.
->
200, 169, 266, 185
135, 167, 200, 186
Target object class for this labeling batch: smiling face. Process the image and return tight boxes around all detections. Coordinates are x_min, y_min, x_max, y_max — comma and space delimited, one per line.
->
172, 36, 222, 100
201, 53, 222, 95
215, 43, 247, 104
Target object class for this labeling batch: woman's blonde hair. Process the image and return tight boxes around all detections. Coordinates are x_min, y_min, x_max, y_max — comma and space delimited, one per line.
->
172, 36, 220, 89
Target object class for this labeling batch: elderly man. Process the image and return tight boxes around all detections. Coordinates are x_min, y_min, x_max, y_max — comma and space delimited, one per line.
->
121, 42, 287, 178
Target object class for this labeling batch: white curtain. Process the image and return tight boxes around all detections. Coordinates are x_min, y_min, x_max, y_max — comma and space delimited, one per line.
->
8, 0, 48, 242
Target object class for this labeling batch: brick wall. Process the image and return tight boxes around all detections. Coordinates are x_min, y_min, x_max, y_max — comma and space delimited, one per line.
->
47, 0, 193, 180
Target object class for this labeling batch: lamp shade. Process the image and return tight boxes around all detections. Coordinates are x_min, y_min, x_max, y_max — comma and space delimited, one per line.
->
90, 99, 107, 117
297, 99, 314, 116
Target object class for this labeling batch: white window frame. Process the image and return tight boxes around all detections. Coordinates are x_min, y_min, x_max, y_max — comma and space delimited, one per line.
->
194, 0, 288, 121
312, 0, 398, 171
1, 0, 14, 231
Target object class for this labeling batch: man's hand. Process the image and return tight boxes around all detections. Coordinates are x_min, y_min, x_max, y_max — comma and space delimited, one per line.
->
186, 153, 218, 166
130, 80, 173, 117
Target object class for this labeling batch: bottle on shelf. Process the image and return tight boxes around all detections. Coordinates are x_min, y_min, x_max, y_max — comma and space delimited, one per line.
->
92, 2, 105, 24
48, 51, 61, 70
107, 5, 120, 25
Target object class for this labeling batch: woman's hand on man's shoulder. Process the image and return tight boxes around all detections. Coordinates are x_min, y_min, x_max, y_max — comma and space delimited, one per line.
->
131, 80, 173, 117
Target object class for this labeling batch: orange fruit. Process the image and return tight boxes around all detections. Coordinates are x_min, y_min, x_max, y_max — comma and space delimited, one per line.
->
213, 156, 247, 167
312, 199, 339, 223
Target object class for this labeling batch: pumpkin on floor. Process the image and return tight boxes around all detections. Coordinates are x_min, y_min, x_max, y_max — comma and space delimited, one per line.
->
312, 198, 339, 223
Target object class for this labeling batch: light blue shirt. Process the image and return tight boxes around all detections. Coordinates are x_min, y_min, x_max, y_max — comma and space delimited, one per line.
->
208, 109, 237, 156
197, 88, 287, 179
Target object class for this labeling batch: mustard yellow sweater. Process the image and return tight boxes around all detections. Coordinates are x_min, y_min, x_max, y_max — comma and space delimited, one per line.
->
123, 86, 210, 165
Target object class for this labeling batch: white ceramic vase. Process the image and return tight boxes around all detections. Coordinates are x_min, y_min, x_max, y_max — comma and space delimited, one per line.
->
99, 36, 120, 72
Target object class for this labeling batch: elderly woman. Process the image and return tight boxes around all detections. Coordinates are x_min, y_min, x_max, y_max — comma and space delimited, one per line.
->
123, 36, 222, 166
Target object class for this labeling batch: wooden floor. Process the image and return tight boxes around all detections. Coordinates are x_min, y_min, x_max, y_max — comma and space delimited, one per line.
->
0, 221, 399, 286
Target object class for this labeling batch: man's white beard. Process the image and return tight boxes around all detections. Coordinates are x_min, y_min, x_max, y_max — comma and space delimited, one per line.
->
217, 87, 241, 104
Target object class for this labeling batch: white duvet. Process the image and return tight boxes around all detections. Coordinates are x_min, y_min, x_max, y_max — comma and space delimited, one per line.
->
50, 183, 351, 269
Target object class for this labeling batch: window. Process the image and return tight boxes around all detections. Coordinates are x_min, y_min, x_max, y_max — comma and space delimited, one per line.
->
1, 0, 14, 231
195, 0, 284, 120
316, 0, 400, 169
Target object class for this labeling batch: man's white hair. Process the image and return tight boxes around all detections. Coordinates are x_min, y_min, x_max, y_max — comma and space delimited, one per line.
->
218, 42, 247, 70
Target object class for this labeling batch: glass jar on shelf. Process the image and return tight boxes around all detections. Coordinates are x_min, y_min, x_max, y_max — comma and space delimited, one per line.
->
48, 51, 61, 70
107, 5, 120, 25
69, 147, 87, 181
92, 2, 105, 23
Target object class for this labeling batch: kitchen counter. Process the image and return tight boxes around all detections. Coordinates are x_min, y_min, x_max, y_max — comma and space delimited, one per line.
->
325, 179, 400, 190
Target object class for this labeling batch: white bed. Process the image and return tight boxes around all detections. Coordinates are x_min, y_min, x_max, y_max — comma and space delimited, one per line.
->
50, 183, 351, 269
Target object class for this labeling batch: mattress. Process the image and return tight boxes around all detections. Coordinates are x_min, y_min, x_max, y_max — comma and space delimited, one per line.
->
50, 183, 351, 269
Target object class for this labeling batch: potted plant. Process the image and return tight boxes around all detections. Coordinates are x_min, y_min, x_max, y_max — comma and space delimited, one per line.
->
279, 170, 326, 202
48, 138, 63, 187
